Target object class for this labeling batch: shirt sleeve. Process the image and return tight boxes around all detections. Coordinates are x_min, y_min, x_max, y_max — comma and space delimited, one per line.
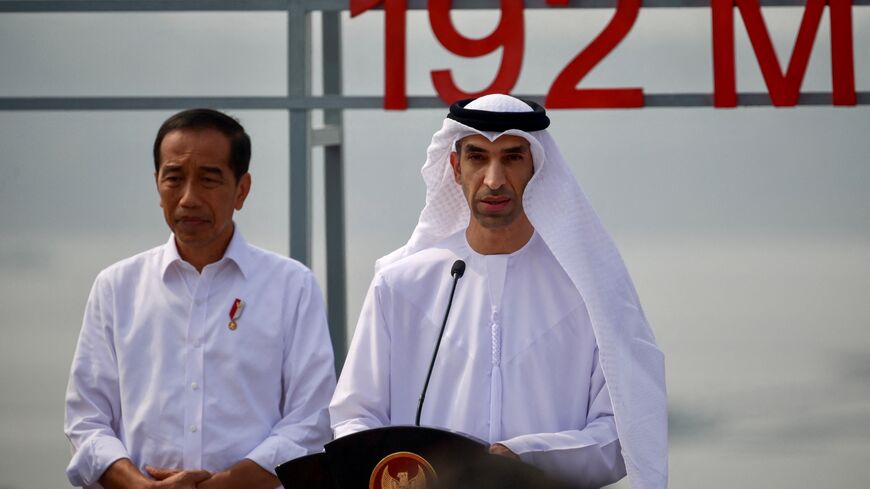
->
245, 270, 337, 474
498, 348, 626, 488
329, 275, 392, 439
64, 271, 130, 487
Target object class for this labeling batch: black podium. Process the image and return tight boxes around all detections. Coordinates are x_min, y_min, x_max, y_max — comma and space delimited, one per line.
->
276, 426, 488, 489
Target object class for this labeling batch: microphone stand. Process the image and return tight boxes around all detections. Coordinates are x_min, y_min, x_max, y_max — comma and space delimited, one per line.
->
415, 260, 465, 426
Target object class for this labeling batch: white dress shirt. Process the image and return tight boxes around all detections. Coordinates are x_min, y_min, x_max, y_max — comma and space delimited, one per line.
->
64, 228, 335, 487
330, 231, 626, 488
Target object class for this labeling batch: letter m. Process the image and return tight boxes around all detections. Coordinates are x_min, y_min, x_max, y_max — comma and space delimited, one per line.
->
711, 0, 856, 107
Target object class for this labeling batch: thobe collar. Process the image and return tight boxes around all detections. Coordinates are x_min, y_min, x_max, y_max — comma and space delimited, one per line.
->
458, 229, 540, 262
160, 224, 251, 281
453, 231, 540, 313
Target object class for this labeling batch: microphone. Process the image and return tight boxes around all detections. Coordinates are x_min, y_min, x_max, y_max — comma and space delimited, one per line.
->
415, 259, 465, 426
451, 260, 466, 279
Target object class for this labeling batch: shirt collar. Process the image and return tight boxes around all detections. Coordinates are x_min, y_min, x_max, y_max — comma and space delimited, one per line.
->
159, 225, 251, 280
221, 226, 251, 279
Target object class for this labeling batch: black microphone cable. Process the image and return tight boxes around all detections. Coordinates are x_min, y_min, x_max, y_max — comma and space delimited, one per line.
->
415, 259, 466, 426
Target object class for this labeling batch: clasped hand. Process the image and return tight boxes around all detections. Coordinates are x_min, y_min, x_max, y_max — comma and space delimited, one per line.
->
145, 466, 212, 489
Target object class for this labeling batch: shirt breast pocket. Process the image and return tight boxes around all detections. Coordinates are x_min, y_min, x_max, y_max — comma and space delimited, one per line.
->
211, 314, 285, 379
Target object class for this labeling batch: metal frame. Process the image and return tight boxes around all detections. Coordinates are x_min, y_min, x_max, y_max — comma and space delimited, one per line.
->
2, 0, 867, 371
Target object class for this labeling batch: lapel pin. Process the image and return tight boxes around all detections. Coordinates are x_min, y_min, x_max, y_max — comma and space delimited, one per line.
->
228, 298, 245, 331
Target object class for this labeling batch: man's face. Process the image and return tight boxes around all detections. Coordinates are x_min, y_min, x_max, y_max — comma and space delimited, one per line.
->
156, 128, 250, 251
450, 134, 534, 229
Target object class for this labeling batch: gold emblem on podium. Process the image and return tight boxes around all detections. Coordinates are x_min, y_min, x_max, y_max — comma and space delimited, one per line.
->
369, 451, 436, 489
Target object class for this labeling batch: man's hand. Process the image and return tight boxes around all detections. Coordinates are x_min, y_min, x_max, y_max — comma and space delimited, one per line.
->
99, 459, 211, 489
145, 466, 181, 481
489, 443, 520, 460
145, 466, 212, 488
196, 459, 279, 489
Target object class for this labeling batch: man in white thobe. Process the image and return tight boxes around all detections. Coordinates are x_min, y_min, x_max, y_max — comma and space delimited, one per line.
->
330, 95, 667, 489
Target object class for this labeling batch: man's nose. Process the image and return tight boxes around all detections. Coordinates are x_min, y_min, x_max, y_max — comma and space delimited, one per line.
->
483, 161, 506, 190
178, 181, 202, 207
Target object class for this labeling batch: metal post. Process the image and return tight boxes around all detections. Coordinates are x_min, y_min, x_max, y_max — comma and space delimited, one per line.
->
288, 0, 311, 265
322, 10, 348, 373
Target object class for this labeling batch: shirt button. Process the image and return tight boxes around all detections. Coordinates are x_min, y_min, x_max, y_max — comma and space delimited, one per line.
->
191, 425, 198, 433
191, 382, 199, 390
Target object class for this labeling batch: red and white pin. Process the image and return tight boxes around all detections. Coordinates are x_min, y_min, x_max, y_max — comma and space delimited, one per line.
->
228, 298, 245, 330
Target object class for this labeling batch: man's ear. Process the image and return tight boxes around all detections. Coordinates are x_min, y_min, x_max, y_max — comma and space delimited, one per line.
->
449, 152, 461, 184
234, 173, 252, 211
154, 170, 163, 208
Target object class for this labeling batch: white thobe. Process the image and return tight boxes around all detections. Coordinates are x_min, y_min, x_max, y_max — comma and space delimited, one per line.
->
331, 231, 626, 487
65, 229, 335, 487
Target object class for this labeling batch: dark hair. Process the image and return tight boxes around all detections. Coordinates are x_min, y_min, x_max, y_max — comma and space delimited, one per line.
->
455, 139, 463, 157
153, 108, 251, 182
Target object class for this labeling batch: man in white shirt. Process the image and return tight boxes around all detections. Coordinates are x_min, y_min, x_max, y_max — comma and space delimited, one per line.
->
330, 95, 667, 489
65, 109, 335, 489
